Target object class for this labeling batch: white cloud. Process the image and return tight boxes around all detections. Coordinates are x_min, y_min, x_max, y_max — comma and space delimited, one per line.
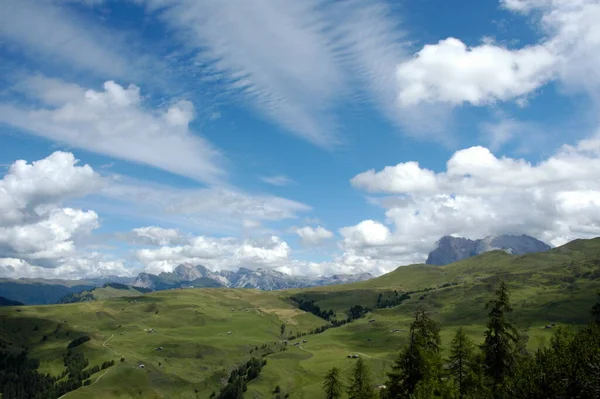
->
138, 0, 406, 147
397, 0, 600, 107
0, 151, 103, 226
136, 235, 290, 274
0, 0, 130, 78
0, 78, 225, 184
101, 178, 311, 234
0, 152, 128, 278
351, 161, 438, 194
341, 134, 600, 272
503, 0, 600, 96
295, 226, 334, 246
0, 151, 312, 278
396, 37, 555, 106
0, 255, 131, 279
339, 220, 392, 248
132, 226, 183, 246
260, 175, 293, 186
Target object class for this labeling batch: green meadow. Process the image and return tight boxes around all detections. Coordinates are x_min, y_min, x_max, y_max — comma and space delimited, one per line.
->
1, 238, 599, 397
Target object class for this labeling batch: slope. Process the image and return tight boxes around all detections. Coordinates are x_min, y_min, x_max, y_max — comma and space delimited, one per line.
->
58, 284, 149, 304
0, 288, 324, 398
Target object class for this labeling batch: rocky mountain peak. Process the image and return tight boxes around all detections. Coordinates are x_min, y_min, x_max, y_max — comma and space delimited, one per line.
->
133, 265, 373, 291
426, 234, 551, 266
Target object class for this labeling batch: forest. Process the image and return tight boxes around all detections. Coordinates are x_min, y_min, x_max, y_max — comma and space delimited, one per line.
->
322, 283, 600, 399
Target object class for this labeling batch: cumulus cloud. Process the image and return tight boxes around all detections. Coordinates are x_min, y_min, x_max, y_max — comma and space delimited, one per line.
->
136, 235, 290, 274
0, 77, 224, 184
0, 152, 127, 278
295, 226, 334, 246
0, 151, 102, 226
397, 0, 600, 107
341, 134, 600, 272
351, 162, 438, 194
0, 255, 131, 279
396, 37, 555, 106
0, 151, 312, 278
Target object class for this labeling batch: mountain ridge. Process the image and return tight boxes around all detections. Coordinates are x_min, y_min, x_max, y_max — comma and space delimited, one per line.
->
426, 234, 551, 265
133, 264, 374, 291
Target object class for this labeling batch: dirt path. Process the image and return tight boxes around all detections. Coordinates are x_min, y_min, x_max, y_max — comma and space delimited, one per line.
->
103, 334, 114, 347
103, 333, 120, 356
94, 369, 109, 384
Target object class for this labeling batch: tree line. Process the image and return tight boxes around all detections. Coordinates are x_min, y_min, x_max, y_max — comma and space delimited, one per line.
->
0, 337, 115, 398
211, 357, 267, 399
322, 283, 600, 399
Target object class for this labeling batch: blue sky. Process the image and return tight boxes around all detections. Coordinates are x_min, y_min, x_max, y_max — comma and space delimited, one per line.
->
1, 0, 600, 279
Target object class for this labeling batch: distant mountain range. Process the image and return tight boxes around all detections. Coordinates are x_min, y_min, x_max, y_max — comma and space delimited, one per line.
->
426, 234, 551, 266
133, 264, 373, 291
0, 234, 552, 304
0, 267, 373, 305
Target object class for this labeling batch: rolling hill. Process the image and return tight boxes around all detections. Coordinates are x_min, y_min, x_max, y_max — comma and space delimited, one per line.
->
57, 283, 151, 304
0, 237, 599, 398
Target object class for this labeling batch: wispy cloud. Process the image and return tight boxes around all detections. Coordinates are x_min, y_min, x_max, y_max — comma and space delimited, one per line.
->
260, 175, 294, 186
140, 0, 407, 147
0, 76, 225, 184
0, 0, 129, 78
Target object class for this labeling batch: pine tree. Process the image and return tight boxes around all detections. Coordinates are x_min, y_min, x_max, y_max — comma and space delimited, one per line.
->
481, 282, 518, 392
385, 308, 441, 398
347, 357, 375, 399
448, 327, 474, 398
323, 367, 343, 399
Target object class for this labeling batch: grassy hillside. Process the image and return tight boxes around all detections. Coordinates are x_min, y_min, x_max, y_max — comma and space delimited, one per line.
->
58, 284, 149, 304
285, 238, 600, 318
0, 238, 599, 398
0, 289, 324, 398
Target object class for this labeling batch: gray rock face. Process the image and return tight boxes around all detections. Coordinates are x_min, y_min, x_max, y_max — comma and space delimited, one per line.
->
133, 265, 373, 291
426, 234, 551, 266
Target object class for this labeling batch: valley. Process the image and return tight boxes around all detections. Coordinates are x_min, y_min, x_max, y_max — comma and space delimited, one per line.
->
1, 237, 599, 398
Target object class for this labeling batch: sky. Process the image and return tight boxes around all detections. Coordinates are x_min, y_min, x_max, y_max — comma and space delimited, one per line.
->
1, 0, 600, 280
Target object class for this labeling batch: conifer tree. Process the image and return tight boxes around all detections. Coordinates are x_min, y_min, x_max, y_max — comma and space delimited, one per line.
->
385, 308, 441, 398
347, 357, 375, 399
448, 327, 474, 398
323, 367, 343, 399
592, 290, 600, 324
481, 282, 518, 392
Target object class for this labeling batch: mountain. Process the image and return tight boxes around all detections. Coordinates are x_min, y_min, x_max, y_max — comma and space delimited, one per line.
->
132, 264, 373, 291
426, 234, 551, 265
0, 278, 136, 305
1, 236, 598, 398
0, 279, 96, 305
58, 283, 149, 304
0, 296, 24, 306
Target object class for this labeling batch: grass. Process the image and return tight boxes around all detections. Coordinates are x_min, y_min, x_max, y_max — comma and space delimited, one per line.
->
0, 289, 324, 398
1, 237, 599, 398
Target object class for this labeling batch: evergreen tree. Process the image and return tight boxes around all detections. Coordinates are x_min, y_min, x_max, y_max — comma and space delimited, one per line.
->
481, 282, 518, 394
385, 309, 441, 398
448, 327, 474, 398
323, 367, 343, 399
592, 290, 600, 324
347, 357, 375, 399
